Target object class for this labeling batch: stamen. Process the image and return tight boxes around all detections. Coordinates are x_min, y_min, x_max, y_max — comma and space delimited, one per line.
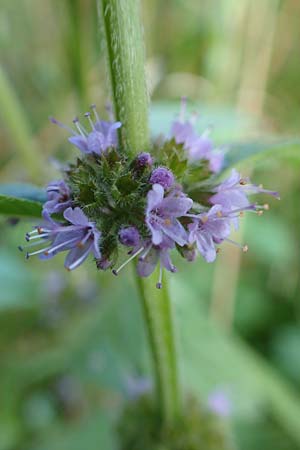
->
66, 244, 93, 271
77, 230, 92, 247
26, 247, 51, 259
112, 247, 144, 276
105, 102, 114, 121
180, 96, 187, 122
26, 233, 49, 241
84, 112, 95, 130
91, 104, 100, 122
225, 238, 248, 253
156, 265, 163, 289
73, 117, 88, 137
139, 245, 152, 261
45, 236, 79, 255
49, 117, 76, 135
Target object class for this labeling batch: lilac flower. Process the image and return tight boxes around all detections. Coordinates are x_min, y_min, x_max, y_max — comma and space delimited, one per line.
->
119, 226, 140, 247
50, 104, 121, 155
146, 183, 193, 247
43, 180, 72, 215
20, 207, 101, 271
188, 204, 253, 262
188, 205, 231, 262
208, 390, 232, 418
171, 98, 224, 173
136, 152, 153, 168
137, 237, 177, 288
149, 167, 175, 190
210, 169, 280, 224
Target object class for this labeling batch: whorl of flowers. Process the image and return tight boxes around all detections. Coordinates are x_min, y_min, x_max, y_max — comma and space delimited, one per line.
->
19, 100, 279, 288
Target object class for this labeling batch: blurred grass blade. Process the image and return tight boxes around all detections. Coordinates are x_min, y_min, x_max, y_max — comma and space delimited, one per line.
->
0, 66, 44, 181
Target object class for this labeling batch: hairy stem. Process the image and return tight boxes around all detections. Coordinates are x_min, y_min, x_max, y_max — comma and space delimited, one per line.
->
98, 0, 180, 425
135, 268, 180, 424
99, 0, 149, 154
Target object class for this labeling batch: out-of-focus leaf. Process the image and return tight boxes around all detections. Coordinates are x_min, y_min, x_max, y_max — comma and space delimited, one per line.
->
0, 194, 43, 217
171, 277, 300, 446
0, 183, 46, 203
224, 139, 300, 169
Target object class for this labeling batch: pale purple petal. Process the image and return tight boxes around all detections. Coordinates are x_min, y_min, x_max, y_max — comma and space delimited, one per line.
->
160, 219, 187, 246
146, 183, 165, 213
159, 196, 193, 217
87, 131, 104, 154
63, 207, 89, 226
68, 135, 89, 153
137, 248, 159, 277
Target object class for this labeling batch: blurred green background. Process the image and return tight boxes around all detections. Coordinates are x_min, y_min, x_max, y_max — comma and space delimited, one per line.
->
0, 0, 300, 449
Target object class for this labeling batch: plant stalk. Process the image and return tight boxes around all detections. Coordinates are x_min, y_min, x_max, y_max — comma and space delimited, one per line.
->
98, 0, 180, 425
98, 0, 149, 155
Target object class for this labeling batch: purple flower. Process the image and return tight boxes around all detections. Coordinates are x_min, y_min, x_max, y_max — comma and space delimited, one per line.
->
149, 167, 175, 190
146, 183, 193, 247
210, 169, 280, 215
50, 104, 121, 155
119, 226, 140, 247
20, 207, 101, 271
136, 152, 153, 168
170, 98, 224, 173
188, 205, 232, 262
208, 390, 232, 418
43, 180, 72, 215
137, 237, 177, 288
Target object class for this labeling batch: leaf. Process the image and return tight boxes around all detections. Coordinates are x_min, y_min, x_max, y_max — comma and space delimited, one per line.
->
0, 183, 45, 217
170, 274, 300, 446
0, 194, 43, 218
224, 139, 300, 169
0, 183, 46, 203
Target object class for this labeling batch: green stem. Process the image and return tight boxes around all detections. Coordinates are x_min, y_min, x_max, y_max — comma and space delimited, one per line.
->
135, 268, 180, 424
65, 0, 89, 109
98, 0, 180, 425
99, 0, 150, 154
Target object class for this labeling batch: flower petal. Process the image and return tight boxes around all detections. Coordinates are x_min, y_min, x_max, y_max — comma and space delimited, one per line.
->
63, 207, 89, 226
68, 135, 89, 153
137, 248, 159, 277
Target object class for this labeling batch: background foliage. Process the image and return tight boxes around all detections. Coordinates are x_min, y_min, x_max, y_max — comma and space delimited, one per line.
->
0, 0, 300, 449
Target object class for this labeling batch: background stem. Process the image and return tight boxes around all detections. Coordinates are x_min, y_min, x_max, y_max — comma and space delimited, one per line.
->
99, 0, 150, 155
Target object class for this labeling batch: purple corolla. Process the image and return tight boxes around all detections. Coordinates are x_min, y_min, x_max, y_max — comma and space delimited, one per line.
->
210, 169, 280, 213
50, 104, 121, 155
20, 207, 101, 271
146, 183, 193, 247
43, 180, 72, 215
171, 98, 224, 173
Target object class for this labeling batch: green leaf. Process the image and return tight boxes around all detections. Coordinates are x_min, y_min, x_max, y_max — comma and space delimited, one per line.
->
224, 139, 300, 169
0, 183, 45, 217
0, 194, 43, 218
0, 183, 46, 203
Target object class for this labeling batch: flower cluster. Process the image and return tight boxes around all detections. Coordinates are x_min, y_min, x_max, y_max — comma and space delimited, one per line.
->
20, 101, 279, 288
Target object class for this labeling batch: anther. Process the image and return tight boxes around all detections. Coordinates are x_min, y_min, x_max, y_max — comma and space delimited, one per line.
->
91, 104, 100, 122
84, 112, 95, 130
